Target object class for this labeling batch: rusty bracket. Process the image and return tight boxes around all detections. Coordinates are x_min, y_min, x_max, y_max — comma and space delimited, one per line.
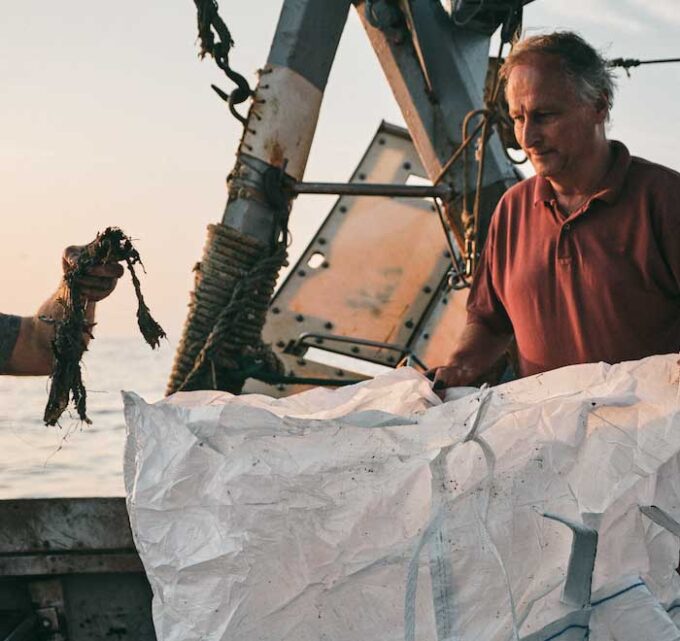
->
29, 579, 67, 640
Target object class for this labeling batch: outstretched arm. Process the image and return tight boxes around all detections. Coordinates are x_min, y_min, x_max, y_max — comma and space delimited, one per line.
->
2, 246, 124, 376
427, 322, 513, 391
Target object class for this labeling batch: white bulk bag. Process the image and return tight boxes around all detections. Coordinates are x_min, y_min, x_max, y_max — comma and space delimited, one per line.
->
123, 354, 680, 641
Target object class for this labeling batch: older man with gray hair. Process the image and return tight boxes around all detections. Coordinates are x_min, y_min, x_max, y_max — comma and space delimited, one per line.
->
432, 31, 680, 390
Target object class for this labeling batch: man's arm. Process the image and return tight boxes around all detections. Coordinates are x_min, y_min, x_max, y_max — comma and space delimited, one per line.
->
428, 322, 513, 390
2, 246, 124, 376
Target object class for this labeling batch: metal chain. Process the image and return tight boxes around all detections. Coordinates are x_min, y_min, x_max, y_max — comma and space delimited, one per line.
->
193, 0, 252, 124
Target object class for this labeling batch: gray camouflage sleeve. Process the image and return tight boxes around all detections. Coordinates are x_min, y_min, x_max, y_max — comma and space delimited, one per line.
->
0, 314, 22, 373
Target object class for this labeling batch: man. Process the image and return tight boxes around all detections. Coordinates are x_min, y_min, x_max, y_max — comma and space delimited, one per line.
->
432, 31, 680, 390
0, 246, 124, 375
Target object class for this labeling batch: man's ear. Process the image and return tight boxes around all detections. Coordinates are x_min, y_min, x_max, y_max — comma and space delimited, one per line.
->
594, 92, 609, 122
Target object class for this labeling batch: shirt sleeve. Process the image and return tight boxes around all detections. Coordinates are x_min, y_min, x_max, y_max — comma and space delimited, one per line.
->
659, 200, 680, 292
650, 167, 680, 293
0, 314, 22, 373
465, 211, 514, 336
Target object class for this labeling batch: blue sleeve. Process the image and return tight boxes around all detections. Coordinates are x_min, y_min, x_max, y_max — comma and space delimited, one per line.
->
0, 314, 22, 373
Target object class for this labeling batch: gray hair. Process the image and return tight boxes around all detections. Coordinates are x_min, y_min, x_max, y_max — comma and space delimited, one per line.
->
500, 32, 616, 113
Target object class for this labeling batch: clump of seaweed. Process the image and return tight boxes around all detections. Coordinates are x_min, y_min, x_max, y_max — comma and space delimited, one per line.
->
44, 227, 166, 426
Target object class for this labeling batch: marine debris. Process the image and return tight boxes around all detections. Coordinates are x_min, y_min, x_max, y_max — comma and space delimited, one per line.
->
43, 227, 165, 426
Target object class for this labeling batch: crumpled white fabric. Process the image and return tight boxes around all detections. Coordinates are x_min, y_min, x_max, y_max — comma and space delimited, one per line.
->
123, 354, 680, 641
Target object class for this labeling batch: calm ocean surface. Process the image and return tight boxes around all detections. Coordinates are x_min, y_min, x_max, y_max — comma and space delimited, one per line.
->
0, 336, 175, 499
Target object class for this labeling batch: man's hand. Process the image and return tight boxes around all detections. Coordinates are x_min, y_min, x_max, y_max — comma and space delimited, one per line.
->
62, 245, 125, 302
427, 362, 481, 393
3, 243, 126, 376
425, 323, 513, 399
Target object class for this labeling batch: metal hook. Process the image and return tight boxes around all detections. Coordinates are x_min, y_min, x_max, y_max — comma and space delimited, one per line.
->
210, 84, 248, 124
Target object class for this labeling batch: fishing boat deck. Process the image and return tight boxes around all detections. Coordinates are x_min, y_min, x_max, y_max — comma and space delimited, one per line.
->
0, 497, 154, 641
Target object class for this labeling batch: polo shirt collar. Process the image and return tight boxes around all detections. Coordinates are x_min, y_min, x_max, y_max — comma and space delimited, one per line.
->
532, 140, 632, 207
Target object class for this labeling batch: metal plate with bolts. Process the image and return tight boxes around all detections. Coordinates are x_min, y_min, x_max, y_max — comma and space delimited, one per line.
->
263, 120, 452, 367
244, 121, 473, 397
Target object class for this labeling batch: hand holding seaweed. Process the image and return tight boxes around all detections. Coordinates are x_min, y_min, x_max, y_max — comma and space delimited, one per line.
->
44, 227, 166, 426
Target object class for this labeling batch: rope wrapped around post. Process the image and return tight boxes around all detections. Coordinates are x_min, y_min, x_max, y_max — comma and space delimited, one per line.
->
166, 223, 287, 395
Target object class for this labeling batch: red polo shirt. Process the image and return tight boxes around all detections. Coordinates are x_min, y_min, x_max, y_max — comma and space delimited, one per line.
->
467, 141, 680, 377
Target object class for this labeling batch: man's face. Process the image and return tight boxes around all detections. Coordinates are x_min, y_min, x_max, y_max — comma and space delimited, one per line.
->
506, 55, 607, 184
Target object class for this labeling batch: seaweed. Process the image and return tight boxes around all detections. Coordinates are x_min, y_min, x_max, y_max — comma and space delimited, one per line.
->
43, 227, 166, 426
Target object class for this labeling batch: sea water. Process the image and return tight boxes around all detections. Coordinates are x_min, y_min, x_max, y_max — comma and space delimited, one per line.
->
0, 336, 174, 499
0, 335, 389, 499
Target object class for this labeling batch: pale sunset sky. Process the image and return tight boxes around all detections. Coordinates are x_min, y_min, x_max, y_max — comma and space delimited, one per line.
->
2, 0, 679, 342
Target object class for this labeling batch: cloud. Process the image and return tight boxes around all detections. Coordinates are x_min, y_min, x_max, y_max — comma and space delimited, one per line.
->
625, 0, 680, 27
527, 0, 646, 35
